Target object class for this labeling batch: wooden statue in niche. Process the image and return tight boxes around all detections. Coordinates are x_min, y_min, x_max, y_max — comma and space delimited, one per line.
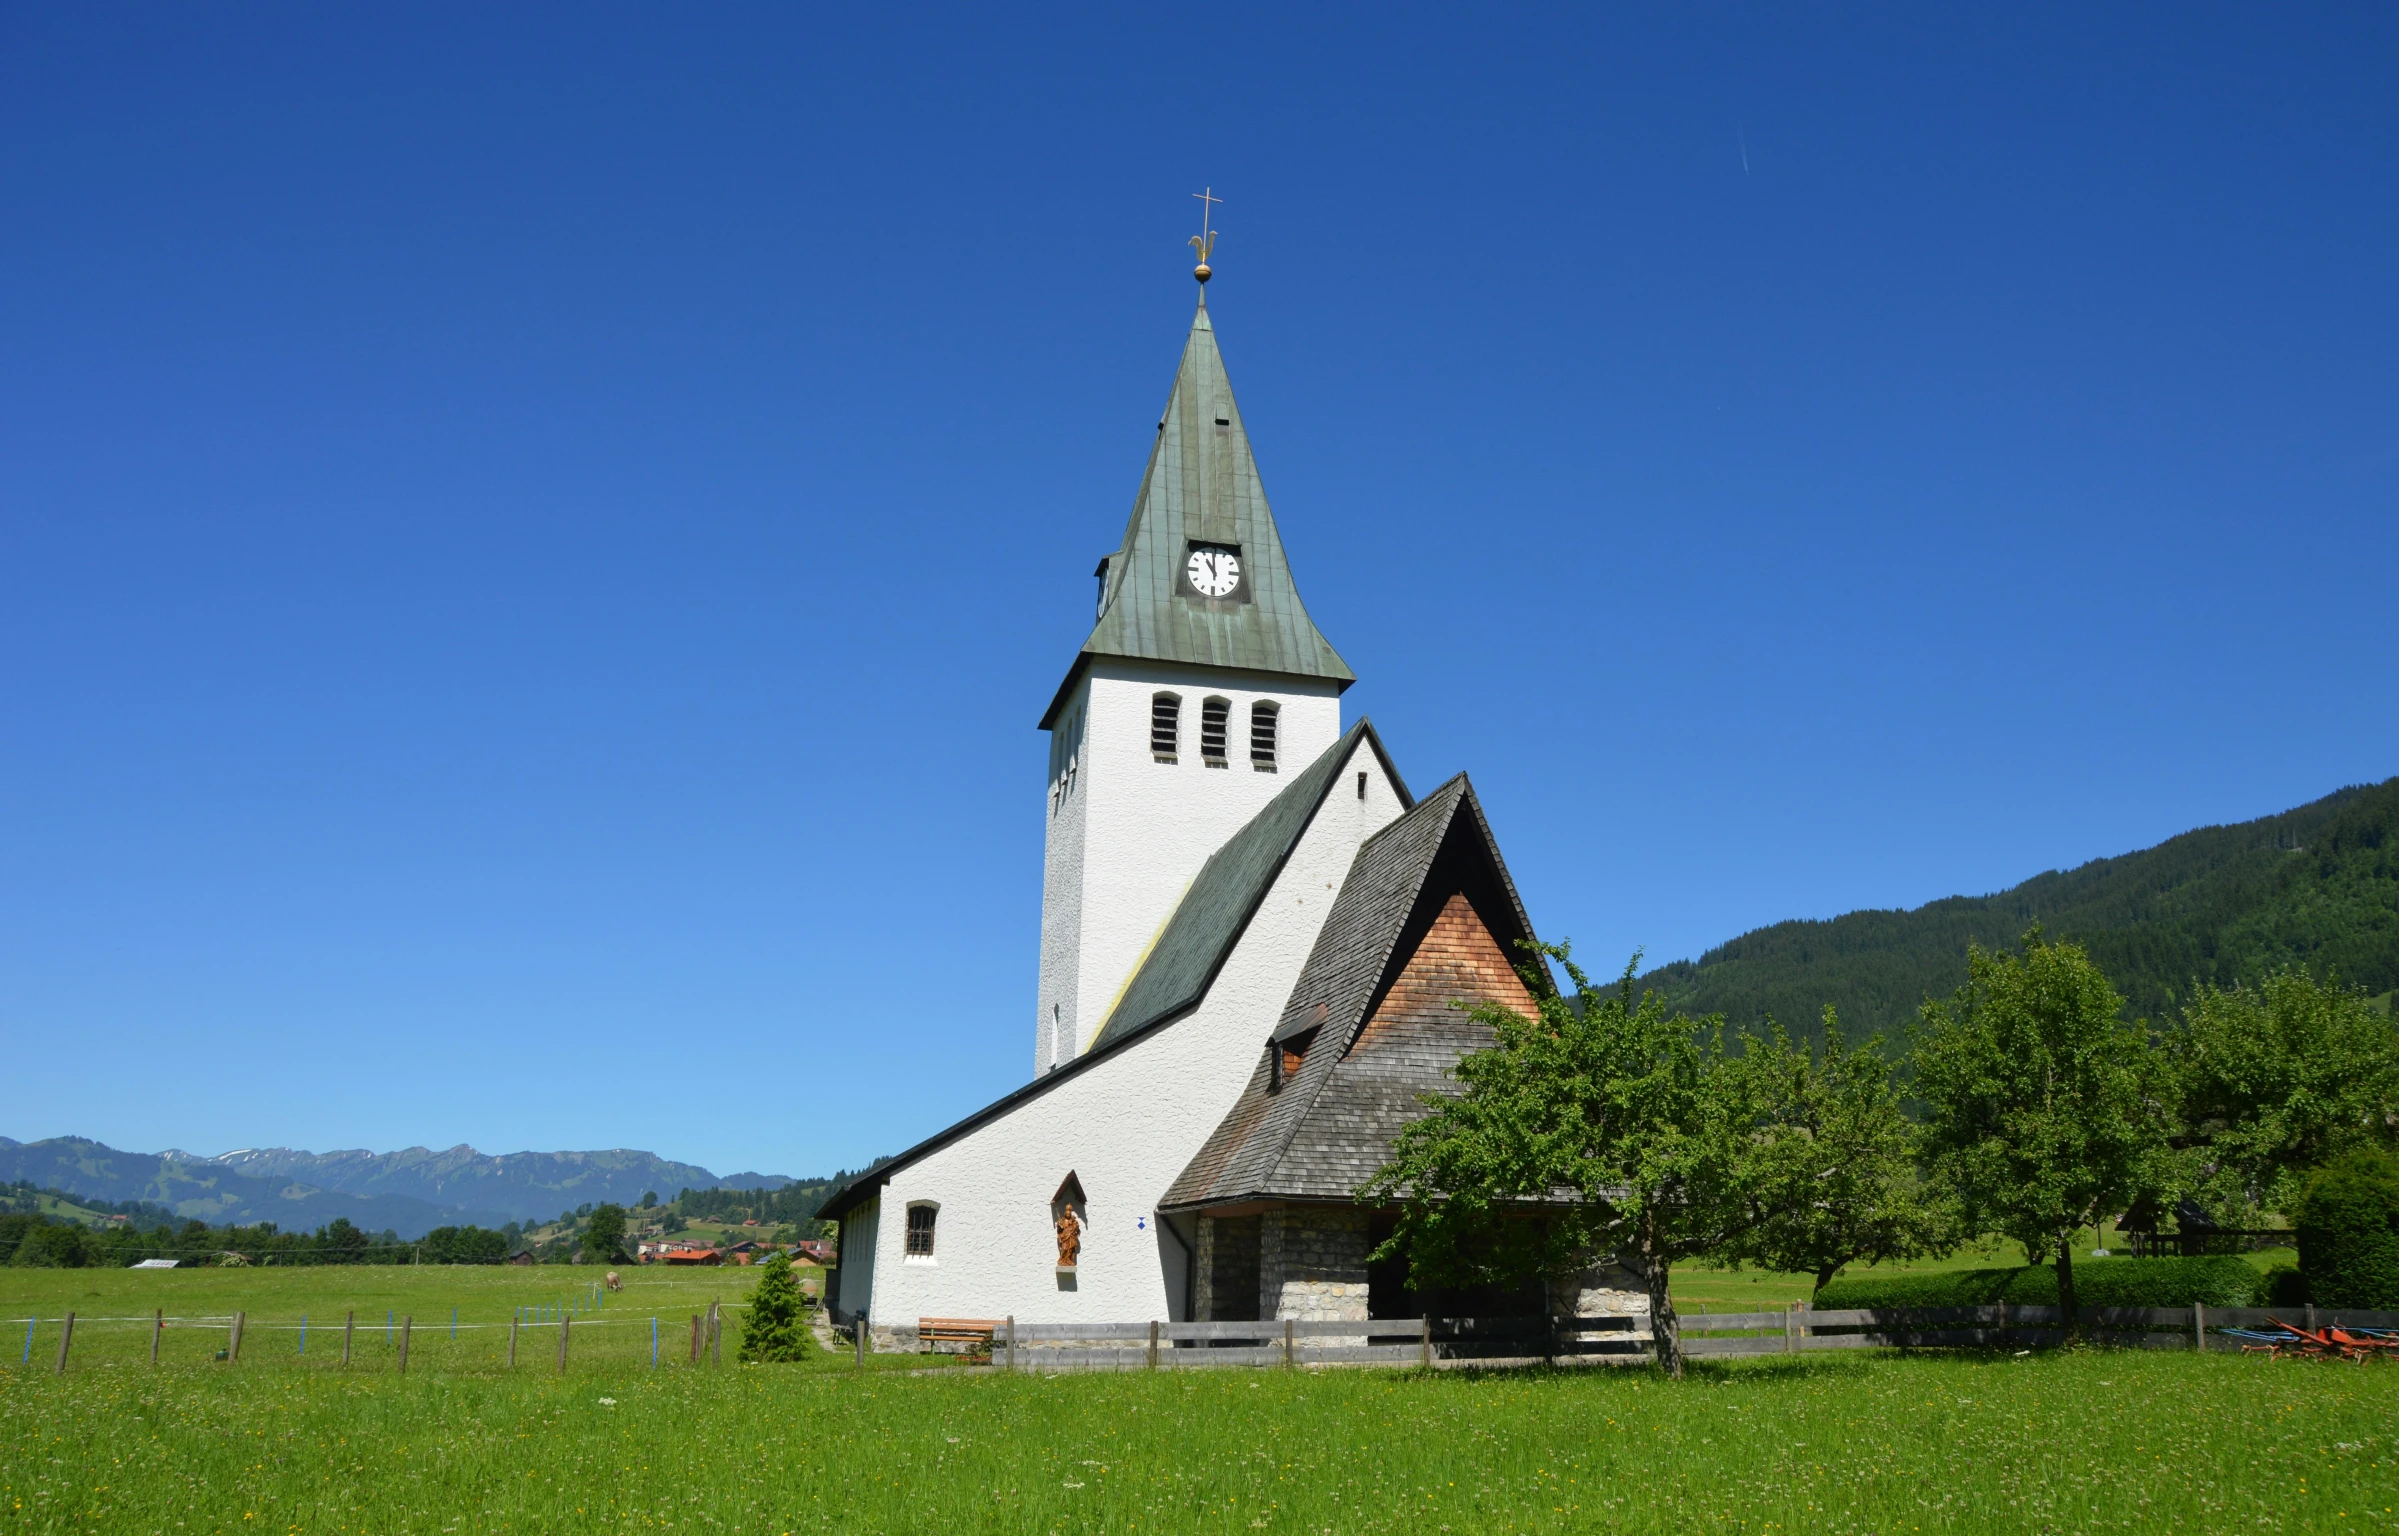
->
1051, 1171, 1087, 1270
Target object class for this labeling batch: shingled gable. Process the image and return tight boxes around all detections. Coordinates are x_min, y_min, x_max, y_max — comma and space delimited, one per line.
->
813, 719, 1408, 1224
1160, 774, 1541, 1212
1091, 717, 1411, 1051
1039, 299, 1353, 729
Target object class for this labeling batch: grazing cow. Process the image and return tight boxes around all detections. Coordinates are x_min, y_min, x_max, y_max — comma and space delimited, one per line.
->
604, 1271, 623, 1293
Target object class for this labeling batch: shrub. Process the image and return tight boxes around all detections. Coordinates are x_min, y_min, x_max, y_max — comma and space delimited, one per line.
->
738, 1253, 810, 1363
1816, 1256, 2266, 1310
2263, 1263, 2310, 1306
2296, 1147, 2399, 1309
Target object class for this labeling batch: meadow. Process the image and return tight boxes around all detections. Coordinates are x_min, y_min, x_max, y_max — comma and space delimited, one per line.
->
5, 1266, 2396, 1534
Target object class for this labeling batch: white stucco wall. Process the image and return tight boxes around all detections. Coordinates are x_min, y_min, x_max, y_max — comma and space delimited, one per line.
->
836, 1193, 879, 1323
1036, 658, 1342, 1074
1035, 688, 1091, 1077
877, 731, 1399, 1326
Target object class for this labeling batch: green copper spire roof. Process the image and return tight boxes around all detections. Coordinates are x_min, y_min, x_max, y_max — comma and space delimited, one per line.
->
1041, 299, 1353, 727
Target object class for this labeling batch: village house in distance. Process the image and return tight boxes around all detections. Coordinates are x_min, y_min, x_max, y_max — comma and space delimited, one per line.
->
820, 241, 1650, 1346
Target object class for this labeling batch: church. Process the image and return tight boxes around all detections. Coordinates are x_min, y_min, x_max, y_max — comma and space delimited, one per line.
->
820, 256, 1647, 1345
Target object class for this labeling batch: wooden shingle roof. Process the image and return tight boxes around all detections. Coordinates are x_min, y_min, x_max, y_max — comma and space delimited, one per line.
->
1160, 775, 1541, 1211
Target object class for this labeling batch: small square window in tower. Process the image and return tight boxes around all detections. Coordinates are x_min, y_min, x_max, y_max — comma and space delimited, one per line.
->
1249, 701, 1278, 771
1151, 692, 1181, 761
1200, 697, 1230, 767
905, 1204, 937, 1258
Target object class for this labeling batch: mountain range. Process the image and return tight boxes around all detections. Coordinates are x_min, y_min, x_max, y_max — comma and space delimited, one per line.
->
1639, 776, 2399, 1043
0, 1136, 799, 1239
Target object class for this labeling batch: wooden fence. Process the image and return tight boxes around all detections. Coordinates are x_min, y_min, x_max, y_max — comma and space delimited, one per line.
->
868, 1304, 2399, 1372
1681, 1303, 2399, 1357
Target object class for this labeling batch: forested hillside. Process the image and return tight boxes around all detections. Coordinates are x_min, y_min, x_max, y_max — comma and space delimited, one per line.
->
1639, 777, 2399, 1041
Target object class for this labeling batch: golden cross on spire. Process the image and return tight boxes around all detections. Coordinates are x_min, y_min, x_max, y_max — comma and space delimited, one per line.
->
1189, 187, 1221, 284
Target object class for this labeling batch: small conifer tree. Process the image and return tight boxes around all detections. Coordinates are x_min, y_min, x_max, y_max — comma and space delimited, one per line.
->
739, 1252, 810, 1363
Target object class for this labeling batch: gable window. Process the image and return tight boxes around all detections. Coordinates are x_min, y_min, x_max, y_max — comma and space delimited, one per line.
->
1201, 697, 1230, 767
905, 1203, 937, 1259
1250, 701, 1278, 771
1268, 1026, 1317, 1092
1151, 692, 1181, 761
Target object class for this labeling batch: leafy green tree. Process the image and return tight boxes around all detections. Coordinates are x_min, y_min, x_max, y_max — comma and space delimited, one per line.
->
1720, 1009, 1953, 1294
738, 1252, 811, 1362
1363, 945, 1756, 1376
9, 1219, 90, 1268
318, 1217, 371, 1263
583, 1203, 629, 1263
639, 1191, 659, 1209
2295, 1147, 2399, 1308
1913, 930, 2172, 1329
2162, 970, 2399, 1220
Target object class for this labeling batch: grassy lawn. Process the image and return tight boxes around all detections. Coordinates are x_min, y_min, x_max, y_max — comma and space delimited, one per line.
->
5, 1339, 2394, 1533
6, 1269, 2398, 1533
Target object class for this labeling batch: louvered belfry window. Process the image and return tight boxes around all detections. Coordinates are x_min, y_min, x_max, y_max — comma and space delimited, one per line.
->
1200, 698, 1231, 766
1151, 692, 1181, 760
1250, 701, 1278, 770
906, 1204, 937, 1257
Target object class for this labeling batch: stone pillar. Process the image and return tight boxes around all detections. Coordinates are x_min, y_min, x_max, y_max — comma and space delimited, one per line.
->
1194, 1216, 1219, 1322
1196, 1214, 1261, 1322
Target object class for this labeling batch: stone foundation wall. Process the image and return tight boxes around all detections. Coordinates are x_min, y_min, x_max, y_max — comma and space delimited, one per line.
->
1550, 1256, 1654, 1341
1260, 1206, 1370, 1324
1195, 1213, 1262, 1321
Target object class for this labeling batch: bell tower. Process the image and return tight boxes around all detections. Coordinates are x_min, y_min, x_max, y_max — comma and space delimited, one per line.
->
1034, 250, 1354, 1076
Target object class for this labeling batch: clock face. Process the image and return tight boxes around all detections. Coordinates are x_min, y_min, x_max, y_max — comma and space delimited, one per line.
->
1186, 546, 1242, 598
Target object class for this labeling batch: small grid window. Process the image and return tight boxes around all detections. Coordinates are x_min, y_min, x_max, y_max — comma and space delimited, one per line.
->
1200, 698, 1230, 766
1151, 692, 1181, 760
905, 1204, 937, 1258
1250, 701, 1279, 770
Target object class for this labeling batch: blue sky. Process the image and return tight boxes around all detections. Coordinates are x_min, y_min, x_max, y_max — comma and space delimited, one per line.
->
4, 6, 2394, 1181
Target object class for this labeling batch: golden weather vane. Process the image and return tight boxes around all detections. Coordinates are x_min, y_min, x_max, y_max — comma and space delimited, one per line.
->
1190, 187, 1221, 284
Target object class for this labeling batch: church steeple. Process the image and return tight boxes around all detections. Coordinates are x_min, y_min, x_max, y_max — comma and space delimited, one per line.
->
1039, 302, 1354, 728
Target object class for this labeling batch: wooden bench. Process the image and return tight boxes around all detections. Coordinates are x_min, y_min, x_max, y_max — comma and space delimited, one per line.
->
918, 1318, 1004, 1357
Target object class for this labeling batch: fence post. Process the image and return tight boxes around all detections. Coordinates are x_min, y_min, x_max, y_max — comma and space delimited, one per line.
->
557, 1314, 569, 1374
509, 1315, 519, 1368
711, 1303, 721, 1366
398, 1316, 411, 1374
343, 1311, 354, 1368
1421, 1315, 1434, 1371
21, 1315, 32, 1365
2193, 1302, 2206, 1353
651, 1316, 658, 1368
54, 1312, 74, 1374
2306, 1303, 2318, 1333
1284, 1317, 1294, 1369
1147, 1318, 1158, 1371
852, 1315, 864, 1370
230, 1312, 245, 1364
1007, 1315, 1017, 1373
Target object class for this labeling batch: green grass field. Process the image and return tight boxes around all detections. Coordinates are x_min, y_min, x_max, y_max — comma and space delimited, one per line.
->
6, 1266, 2397, 1534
